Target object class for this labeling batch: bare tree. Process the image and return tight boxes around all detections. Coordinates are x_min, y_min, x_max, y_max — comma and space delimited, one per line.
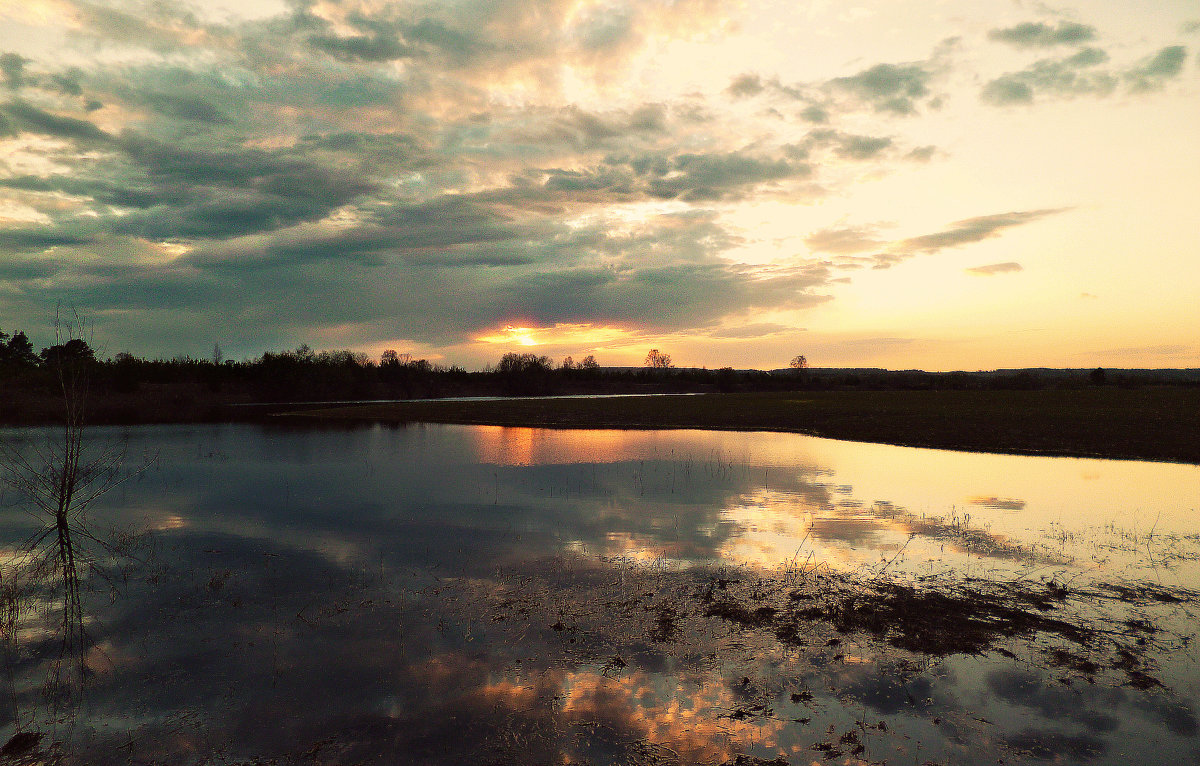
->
0, 309, 144, 707
644, 349, 673, 369
789, 354, 808, 370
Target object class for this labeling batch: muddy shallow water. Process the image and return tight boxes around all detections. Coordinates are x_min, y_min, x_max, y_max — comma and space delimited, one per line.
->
0, 422, 1197, 765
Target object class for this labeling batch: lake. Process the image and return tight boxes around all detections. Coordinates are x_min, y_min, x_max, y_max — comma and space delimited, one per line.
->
1, 422, 1197, 764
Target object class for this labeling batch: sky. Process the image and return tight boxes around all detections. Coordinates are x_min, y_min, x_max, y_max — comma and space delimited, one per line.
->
0, 0, 1197, 370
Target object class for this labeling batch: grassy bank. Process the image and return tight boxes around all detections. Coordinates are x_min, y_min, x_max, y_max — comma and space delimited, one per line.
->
291, 387, 1200, 464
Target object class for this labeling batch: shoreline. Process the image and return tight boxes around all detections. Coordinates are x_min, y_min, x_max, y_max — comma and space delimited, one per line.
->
283, 388, 1200, 465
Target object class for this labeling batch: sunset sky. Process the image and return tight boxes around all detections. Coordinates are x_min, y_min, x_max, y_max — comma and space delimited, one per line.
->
0, 0, 1196, 370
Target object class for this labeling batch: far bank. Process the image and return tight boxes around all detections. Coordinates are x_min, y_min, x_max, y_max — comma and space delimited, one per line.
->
288, 388, 1200, 465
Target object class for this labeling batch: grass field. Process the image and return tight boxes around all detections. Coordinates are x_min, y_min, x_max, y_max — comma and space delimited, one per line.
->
292, 387, 1200, 464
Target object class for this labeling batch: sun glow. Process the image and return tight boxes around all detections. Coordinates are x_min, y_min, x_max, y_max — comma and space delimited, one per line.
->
474, 323, 638, 350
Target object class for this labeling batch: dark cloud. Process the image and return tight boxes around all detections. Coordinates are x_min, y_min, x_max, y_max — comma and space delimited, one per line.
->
725, 48, 947, 120
818, 210, 1065, 271
299, 0, 649, 72
981, 77, 1034, 105
0, 228, 99, 252
99, 135, 379, 238
102, 66, 261, 125
831, 62, 934, 115
643, 151, 803, 200
0, 100, 109, 141
787, 129, 897, 162
1126, 45, 1188, 91
894, 209, 1063, 255
726, 73, 765, 98
141, 91, 232, 124
528, 149, 809, 204
983, 45, 1187, 105
906, 145, 936, 162
988, 21, 1097, 48
965, 261, 1023, 276
799, 104, 829, 123
0, 194, 833, 348
308, 33, 414, 62
1, 52, 29, 89
982, 49, 1116, 105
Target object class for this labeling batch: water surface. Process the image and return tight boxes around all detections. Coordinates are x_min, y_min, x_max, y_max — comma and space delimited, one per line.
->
1, 423, 1196, 764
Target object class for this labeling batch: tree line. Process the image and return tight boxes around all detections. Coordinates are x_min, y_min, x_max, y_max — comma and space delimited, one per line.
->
0, 329, 730, 423
3, 323, 1185, 426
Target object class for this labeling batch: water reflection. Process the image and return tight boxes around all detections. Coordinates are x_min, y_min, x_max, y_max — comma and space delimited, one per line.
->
0, 422, 1196, 764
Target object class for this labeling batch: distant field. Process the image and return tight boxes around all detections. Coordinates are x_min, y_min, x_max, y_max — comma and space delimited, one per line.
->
292, 387, 1200, 464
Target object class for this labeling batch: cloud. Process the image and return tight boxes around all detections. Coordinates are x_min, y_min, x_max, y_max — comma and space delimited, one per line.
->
787, 129, 897, 163
893, 210, 1063, 256
805, 225, 886, 255
527, 149, 810, 204
965, 261, 1023, 276
830, 61, 935, 115
988, 21, 1097, 48
1, 194, 835, 349
1, 52, 28, 88
726, 73, 765, 98
833, 134, 893, 160
1, 0, 1183, 363
0, 100, 109, 141
706, 323, 796, 339
983, 45, 1187, 105
982, 48, 1115, 104
308, 32, 414, 62
1125, 45, 1188, 91
817, 210, 1065, 271
725, 43, 950, 120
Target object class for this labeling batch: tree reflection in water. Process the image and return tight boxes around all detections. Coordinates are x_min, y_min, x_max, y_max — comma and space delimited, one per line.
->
0, 313, 145, 719
0, 421, 1197, 764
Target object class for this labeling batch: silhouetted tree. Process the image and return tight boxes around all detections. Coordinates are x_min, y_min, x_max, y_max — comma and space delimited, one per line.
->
0, 330, 37, 368
644, 349, 673, 369
789, 355, 808, 370
38, 338, 96, 369
580, 355, 599, 370
496, 352, 553, 375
